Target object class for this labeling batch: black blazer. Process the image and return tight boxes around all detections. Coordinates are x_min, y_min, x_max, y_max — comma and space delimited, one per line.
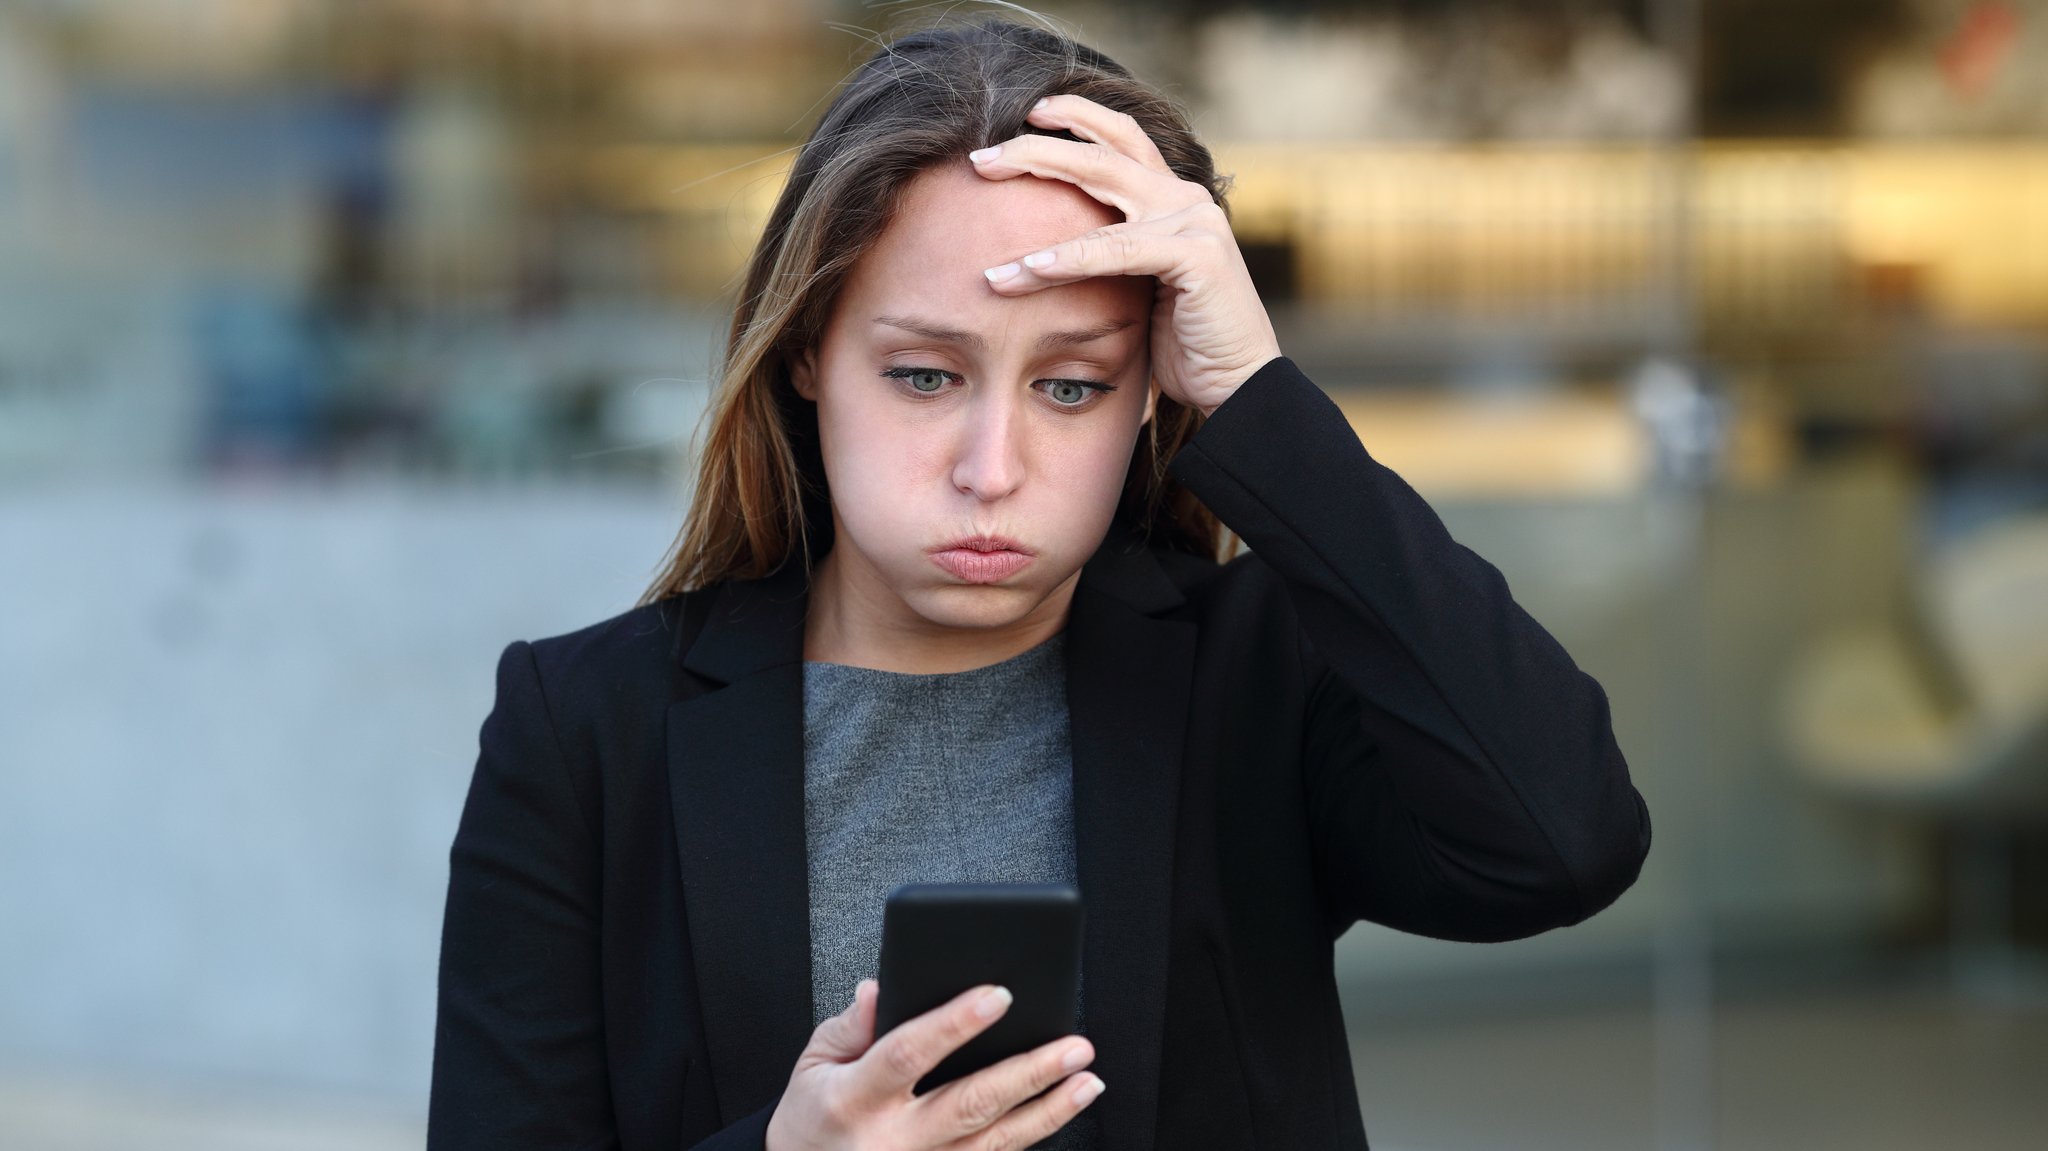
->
428, 355, 1652, 1150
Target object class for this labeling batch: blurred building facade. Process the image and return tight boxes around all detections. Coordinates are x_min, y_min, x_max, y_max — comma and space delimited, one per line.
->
3, 2, 2045, 1147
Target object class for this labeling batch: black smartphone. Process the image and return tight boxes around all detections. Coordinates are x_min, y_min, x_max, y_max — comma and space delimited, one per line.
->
872, 882, 1085, 1095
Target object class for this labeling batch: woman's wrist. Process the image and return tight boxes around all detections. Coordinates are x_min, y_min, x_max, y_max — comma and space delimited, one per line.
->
1195, 349, 1286, 419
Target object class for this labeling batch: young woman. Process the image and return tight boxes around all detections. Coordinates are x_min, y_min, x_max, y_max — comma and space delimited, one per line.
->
428, 14, 1651, 1151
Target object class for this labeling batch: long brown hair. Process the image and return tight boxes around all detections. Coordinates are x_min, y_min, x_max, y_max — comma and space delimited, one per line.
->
638, 11, 1236, 606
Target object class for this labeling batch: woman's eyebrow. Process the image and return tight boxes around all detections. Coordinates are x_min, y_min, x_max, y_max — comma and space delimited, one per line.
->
871, 314, 1136, 353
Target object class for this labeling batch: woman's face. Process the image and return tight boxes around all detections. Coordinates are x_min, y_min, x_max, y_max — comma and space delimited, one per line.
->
790, 159, 1156, 636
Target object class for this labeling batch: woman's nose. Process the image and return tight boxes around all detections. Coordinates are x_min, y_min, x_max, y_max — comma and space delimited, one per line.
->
950, 389, 1026, 501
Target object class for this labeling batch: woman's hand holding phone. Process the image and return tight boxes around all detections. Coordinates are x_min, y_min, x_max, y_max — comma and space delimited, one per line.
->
764, 978, 1104, 1151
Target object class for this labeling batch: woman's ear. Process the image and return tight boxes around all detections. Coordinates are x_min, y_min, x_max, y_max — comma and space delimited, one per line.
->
789, 345, 819, 401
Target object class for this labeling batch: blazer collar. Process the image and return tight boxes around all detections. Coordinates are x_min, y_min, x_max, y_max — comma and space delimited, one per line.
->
667, 520, 1194, 1151
673, 553, 810, 685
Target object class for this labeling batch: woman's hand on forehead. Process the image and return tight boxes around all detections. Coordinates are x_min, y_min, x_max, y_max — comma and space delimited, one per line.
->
968, 93, 1283, 417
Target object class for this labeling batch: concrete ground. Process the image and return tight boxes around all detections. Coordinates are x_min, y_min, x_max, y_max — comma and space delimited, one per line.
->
1348, 970, 2048, 1151
4, 970, 2042, 1151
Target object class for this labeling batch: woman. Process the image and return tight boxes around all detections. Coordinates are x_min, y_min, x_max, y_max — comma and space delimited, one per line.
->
428, 13, 1652, 1151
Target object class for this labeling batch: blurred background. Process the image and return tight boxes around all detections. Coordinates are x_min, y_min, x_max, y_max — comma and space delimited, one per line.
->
2, 0, 2045, 1147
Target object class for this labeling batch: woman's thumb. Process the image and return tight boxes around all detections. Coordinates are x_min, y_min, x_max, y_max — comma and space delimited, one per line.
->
812, 978, 879, 1060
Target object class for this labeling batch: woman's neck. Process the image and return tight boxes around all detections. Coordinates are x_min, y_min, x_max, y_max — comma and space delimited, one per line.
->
802, 546, 1075, 674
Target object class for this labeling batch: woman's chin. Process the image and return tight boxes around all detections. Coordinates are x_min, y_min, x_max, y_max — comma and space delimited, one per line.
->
905, 581, 1057, 632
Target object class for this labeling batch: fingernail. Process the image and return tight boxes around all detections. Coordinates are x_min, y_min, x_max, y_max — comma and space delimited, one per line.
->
1022, 250, 1055, 269
1061, 1042, 1090, 1072
969, 145, 1001, 163
975, 986, 1013, 1019
984, 262, 1021, 283
1072, 1076, 1105, 1106
1033, 97, 1049, 111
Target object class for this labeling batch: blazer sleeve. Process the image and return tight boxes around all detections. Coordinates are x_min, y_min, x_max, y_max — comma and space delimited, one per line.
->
428, 639, 619, 1147
1167, 356, 1652, 943
430, 642, 786, 1150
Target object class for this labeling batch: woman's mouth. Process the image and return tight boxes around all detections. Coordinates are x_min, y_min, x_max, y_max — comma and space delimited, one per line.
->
929, 536, 1034, 584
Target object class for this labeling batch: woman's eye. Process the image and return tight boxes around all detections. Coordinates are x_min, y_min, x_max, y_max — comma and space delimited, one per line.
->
1040, 379, 1107, 408
881, 367, 1110, 407
881, 367, 955, 394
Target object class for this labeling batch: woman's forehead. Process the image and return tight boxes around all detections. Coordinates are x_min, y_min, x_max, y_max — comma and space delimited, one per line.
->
872, 162, 1121, 276
835, 162, 1144, 331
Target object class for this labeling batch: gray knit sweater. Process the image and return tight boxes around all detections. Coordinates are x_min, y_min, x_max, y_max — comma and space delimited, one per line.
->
801, 629, 1097, 1149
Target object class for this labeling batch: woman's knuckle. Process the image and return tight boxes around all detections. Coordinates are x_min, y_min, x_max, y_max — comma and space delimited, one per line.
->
818, 1080, 860, 1127
954, 1078, 1006, 1127
877, 1036, 925, 1082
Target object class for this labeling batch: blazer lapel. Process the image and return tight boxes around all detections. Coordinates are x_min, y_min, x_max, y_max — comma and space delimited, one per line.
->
667, 562, 815, 1126
1065, 523, 1196, 1151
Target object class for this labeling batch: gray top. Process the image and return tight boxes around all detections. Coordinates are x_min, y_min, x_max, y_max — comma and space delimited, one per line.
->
802, 629, 1097, 1149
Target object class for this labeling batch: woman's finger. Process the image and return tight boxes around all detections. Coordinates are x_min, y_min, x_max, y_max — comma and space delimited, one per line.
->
1025, 93, 1172, 175
843, 979, 881, 1055
805, 978, 879, 1064
951, 1072, 1105, 1151
853, 983, 1012, 1103
969, 133, 1211, 223
909, 1035, 1094, 1142
981, 206, 1222, 292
